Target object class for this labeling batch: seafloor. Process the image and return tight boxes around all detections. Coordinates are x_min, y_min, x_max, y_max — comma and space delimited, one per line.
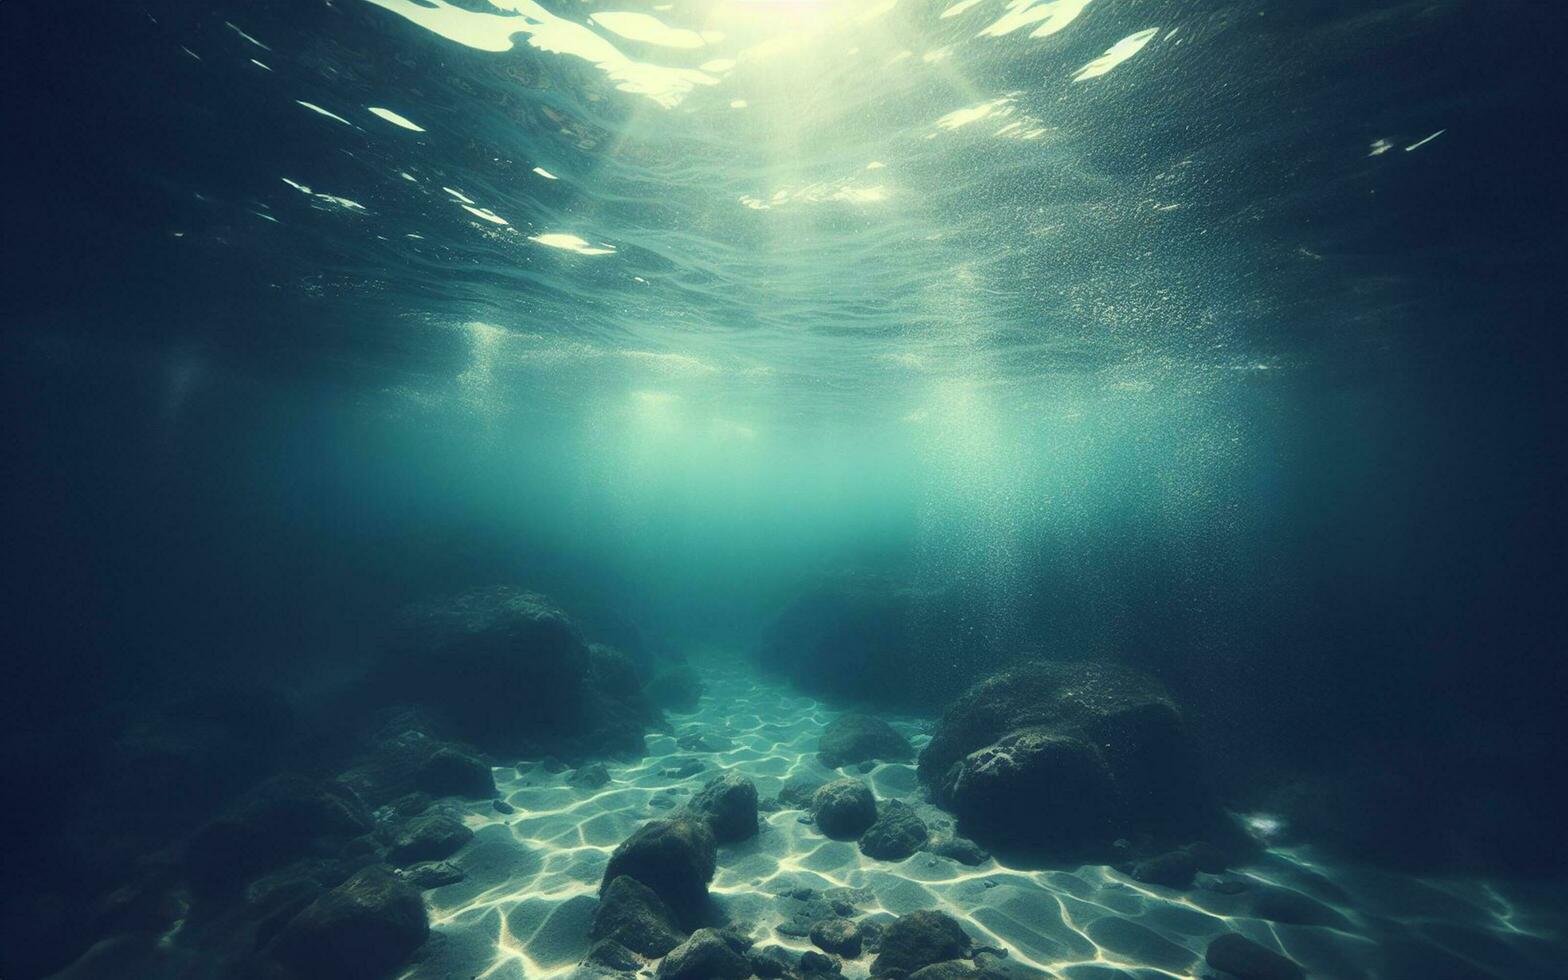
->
311, 657, 1562, 980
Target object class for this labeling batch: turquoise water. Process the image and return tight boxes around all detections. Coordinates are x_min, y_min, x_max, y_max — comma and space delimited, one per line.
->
2, 1, 1564, 978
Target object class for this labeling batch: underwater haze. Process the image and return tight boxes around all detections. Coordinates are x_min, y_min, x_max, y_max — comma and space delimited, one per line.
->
3, 1, 1565, 978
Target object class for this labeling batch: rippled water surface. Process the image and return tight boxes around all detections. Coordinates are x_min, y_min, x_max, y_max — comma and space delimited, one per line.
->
3, 2, 1564, 976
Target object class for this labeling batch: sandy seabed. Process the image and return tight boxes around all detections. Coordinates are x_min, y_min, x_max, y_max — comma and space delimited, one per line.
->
401, 660, 1563, 979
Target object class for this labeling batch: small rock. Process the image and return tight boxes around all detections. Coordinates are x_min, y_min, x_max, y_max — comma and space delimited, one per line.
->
677, 731, 732, 752
396, 860, 465, 889
657, 928, 750, 979
388, 812, 472, 864
570, 763, 612, 789
270, 866, 428, 980
859, 800, 929, 861
925, 835, 990, 866
860, 920, 884, 952
583, 938, 642, 972
1205, 933, 1306, 980
660, 758, 705, 779
591, 875, 685, 958
819, 713, 915, 769
810, 918, 863, 958
686, 771, 759, 842
541, 756, 568, 774
777, 777, 826, 809
748, 945, 793, 978
382, 791, 433, 819
799, 949, 842, 975
870, 910, 972, 977
811, 779, 878, 840
417, 747, 495, 799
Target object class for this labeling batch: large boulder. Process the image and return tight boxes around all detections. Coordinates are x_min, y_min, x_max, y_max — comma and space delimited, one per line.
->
870, 910, 972, 977
859, 800, 928, 861
810, 918, 863, 958
686, 771, 759, 843
269, 866, 428, 980
590, 875, 685, 958
917, 660, 1222, 859
811, 780, 878, 840
818, 714, 914, 769
600, 818, 716, 924
362, 588, 655, 758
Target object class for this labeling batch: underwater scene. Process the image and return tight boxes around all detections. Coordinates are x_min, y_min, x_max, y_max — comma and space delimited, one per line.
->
2, 0, 1564, 978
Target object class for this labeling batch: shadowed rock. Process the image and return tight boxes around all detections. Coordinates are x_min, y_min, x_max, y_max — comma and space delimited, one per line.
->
590, 875, 685, 958
570, 762, 612, 789
778, 777, 826, 809
270, 866, 428, 980
748, 945, 794, 977
870, 910, 972, 977
687, 771, 759, 842
918, 661, 1229, 860
810, 918, 863, 958
656, 928, 750, 979
812, 780, 878, 840
386, 812, 471, 864
583, 938, 642, 973
186, 774, 371, 895
395, 860, 464, 889
924, 835, 990, 866
600, 818, 716, 925
859, 800, 929, 861
819, 713, 914, 769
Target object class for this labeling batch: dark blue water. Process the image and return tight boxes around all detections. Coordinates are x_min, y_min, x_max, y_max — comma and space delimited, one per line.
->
3, 1, 1564, 977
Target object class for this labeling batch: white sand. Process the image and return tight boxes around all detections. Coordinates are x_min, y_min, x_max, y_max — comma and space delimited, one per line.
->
404, 659, 1564, 979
